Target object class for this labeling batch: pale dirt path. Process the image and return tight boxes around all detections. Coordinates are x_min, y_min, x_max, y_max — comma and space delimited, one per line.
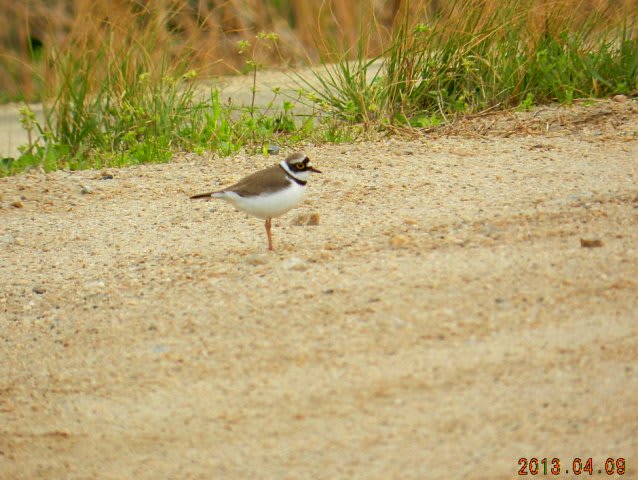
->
1, 100, 637, 479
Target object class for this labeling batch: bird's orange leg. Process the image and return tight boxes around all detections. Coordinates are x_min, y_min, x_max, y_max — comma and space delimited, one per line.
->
265, 218, 273, 251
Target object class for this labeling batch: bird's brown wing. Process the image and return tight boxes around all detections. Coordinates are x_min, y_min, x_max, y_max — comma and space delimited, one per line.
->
221, 164, 290, 197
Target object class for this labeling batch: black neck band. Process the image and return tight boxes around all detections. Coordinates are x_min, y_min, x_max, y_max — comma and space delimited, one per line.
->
280, 164, 307, 186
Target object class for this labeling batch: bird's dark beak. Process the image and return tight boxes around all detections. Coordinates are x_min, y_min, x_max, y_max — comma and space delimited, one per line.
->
309, 166, 322, 173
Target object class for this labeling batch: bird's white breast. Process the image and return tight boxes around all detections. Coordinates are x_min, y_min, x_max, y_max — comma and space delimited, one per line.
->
213, 180, 306, 219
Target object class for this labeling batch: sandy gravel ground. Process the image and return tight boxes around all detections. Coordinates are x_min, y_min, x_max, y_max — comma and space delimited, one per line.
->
1, 100, 637, 479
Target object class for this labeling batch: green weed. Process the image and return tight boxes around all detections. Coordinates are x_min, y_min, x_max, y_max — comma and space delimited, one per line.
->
2, 20, 320, 177
303, 0, 638, 126
4, 0, 636, 177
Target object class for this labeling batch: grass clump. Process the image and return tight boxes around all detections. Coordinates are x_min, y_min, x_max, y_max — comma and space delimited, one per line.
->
4, 0, 637, 177
304, 0, 638, 126
1, 5, 319, 177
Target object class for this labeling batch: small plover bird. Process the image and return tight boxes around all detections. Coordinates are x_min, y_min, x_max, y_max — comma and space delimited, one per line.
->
190, 152, 322, 251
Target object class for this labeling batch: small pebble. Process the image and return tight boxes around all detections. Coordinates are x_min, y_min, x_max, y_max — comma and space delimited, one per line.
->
612, 94, 628, 103
81, 185, 94, 194
84, 279, 105, 289
283, 257, 307, 271
267, 145, 281, 155
390, 235, 411, 248
0, 234, 15, 244
246, 253, 269, 266
291, 212, 320, 226
11, 199, 24, 208
32, 285, 46, 294
580, 238, 603, 248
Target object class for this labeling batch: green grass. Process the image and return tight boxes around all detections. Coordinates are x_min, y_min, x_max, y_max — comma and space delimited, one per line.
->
302, 0, 638, 126
1, 26, 351, 177
2, 0, 637, 177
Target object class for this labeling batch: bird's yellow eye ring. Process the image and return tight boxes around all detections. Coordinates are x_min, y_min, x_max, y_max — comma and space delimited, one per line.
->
296, 163, 305, 170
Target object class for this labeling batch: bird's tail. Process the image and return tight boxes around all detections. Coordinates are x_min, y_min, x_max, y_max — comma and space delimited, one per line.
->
190, 192, 213, 200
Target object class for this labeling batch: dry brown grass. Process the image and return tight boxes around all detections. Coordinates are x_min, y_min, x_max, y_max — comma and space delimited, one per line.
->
0, 0, 636, 101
